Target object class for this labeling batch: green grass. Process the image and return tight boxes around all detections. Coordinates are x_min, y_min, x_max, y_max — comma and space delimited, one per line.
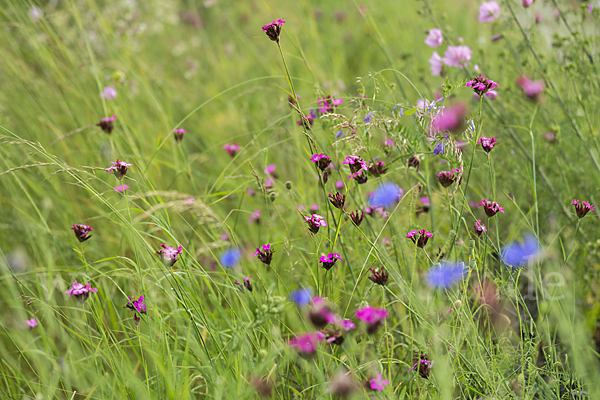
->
1, 0, 600, 398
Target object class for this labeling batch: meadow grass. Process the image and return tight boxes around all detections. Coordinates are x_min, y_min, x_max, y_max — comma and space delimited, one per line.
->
1, 0, 600, 398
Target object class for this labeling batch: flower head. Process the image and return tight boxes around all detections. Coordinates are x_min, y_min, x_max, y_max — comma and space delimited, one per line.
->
220, 248, 242, 268
328, 192, 346, 209
290, 288, 313, 306
157, 244, 183, 267
350, 210, 364, 226
222, 143, 240, 157
320, 253, 343, 270
368, 266, 389, 286
105, 159, 132, 180
429, 52, 443, 76
480, 198, 504, 217
442, 46, 472, 68
114, 184, 130, 193
407, 155, 421, 171
264, 164, 277, 178
523, 0, 534, 7
363, 113, 373, 123
310, 153, 332, 171
172, 129, 185, 143
289, 332, 325, 354
369, 182, 403, 209
501, 235, 540, 268
479, 1, 500, 23
407, 229, 433, 248
431, 103, 468, 134
305, 214, 327, 234
426, 262, 466, 288
235, 276, 253, 292
367, 160, 388, 177
317, 96, 343, 114
425, 28, 443, 48
343, 155, 368, 174
126, 295, 146, 313
248, 209, 261, 224
70, 224, 93, 242
477, 136, 497, 153
65, 280, 98, 302
433, 140, 445, 155
25, 318, 38, 328
97, 115, 116, 134
466, 74, 499, 96
474, 220, 487, 237
262, 18, 286, 43
370, 374, 390, 391
355, 306, 388, 334
517, 76, 545, 103
436, 169, 461, 188
100, 86, 117, 100
409, 358, 434, 379
254, 243, 275, 265
571, 199, 595, 219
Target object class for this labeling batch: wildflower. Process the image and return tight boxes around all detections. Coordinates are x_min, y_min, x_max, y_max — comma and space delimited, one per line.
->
535, 13, 542, 23
407, 229, 433, 248
382, 237, 392, 245
368, 266, 389, 286
25, 318, 38, 328
289, 332, 325, 354
363, 113, 373, 123
587, 3, 593, 13
370, 374, 390, 391
290, 288, 313, 306
114, 184, 130, 193
365, 206, 388, 219
309, 203, 320, 213
409, 357, 434, 379
383, 138, 394, 149
433, 140, 445, 155
311, 153, 332, 171
305, 214, 327, 234
480, 198, 504, 217
479, 1, 500, 23
172, 129, 185, 143
254, 244, 275, 265
436, 169, 461, 188
97, 115, 116, 134
309, 297, 334, 328
571, 199, 594, 218
222, 143, 240, 157
288, 93, 300, 107
328, 370, 357, 398
474, 220, 487, 236
442, 46, 472, 68
477, 136, 497, 153
264, 178, 274, 190
157, 244, 183, 267
416, 197, 430, 216
425, 28, 443, 47
352, 171, 368, 184
355, 306, 388, 334
105, 159, 132, 180
369, 182, 402, 209
70, 224, 93, 242
336, 180, 344, 190
246, 188, 255, 196
248, 210, 261, 224
407, 155, 420, 171
523, 0, 534, 7
65, 280, 98, 302
491, 33, 502, 41
368, 160, 388, 177
466, 74, 499, 96
350, 210, 364, 226
29, 6, 43, 21
317, 96, 343, 114
125, 295, 146, 325
219, 248, 242, 268
343, 155, 368, 174
429, 52, 443, 76
264, 164, 277, 178
328, 192, 346, 209
100, 86, 117, 100
298, 108, 316, 128
261, 18, 286, 43
501, 235, 540, 268
426, 262, 466, 288
431, 103, 467, 134
235, 276, 253, 292
545, 132, 557, 144
320, 253, 344, 270
517, 76, 545, 103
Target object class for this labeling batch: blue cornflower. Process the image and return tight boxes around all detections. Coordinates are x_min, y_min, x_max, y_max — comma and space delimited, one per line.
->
426, 262, 467, 289
501, 235, 540, 268
220, 248, 242, 268
290, 288, 313, 306
363, 113, 373, 123
433, 140, 445, 155
369, 182, 403, 209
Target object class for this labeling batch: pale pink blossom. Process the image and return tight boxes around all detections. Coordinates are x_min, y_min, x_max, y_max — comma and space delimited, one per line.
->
523, 0, 534, 7
425, 29, 443, 48
479, 1, 500, 23
442, 45, 472, 68
429, 52, 443, 76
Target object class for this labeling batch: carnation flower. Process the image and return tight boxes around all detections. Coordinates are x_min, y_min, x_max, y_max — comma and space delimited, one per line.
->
310, 153, 332, 171
25, 318, 38, 328
474, 220, 487, 236
172, 129, 185, 143
114, 184, 130, 193
254, 244, 275, 265
65, 280, 98, 302
350, 210, 364, 226
328, 192, 346, 209
367, 160, 388, 177
436, 169, 461, 188
317, 96, 343, 114
480, 198, 504, 217
289, 332, 325, 354
222, 143, 240, 157
105, 159, 132, 180
157, 244, 183, 267
479, 1, 500, 23
355, 306, 388, 334
261, 18, 286, 43
370, 374, 390, 391
571, 199, 595, 218
407, 229, 433, 248
70, 224, 93, 242
409, 358, 434, 379
248, 210, 261, 224
477, 136, 497, 153
517, 76, 545, 103
431, 103, 468, 134
125, 295, 146, 325
100, 86, 117, 100
466, 74, 499, 96
97, 115, 116, 134
368, 266, 388, 286
304, 214, 327, 234
523, 0, 534, 7
425, 28, 443, 47
320, 253, 344, 270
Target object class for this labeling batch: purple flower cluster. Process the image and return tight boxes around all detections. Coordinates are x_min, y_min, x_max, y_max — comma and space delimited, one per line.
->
253, 244, 275, 265
407, 229, 433, 248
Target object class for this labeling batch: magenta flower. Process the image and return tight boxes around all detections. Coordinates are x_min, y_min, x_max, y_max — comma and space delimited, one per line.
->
517, 76, 545, 102
25, 318, 38, 329
477, 136, 497, 153
523, 0, 534, 7
65, 280, 98, 302
409, 359, 434, 379
368, 266, 389, 286
248, 209, 261, 224
264, 178, 274, 190
370, 374, 390, 391
254, 243, 275, 265
350, 209, 364, 226
172, 129, 185, 143
343, 155, 368, 174
335, 180, 344, 189
222, 143, 240, 157
317, 96, 343, 114
100, 86, 117, 100
407, 229, 433, 248
425, 28, 443, 48
474, 90, 498, 100
97, 115, 116, 134
355, 306, 388, 334
474, 220, 487, 236
571, 200, 595, 219
480, 198, 504, 217
289, 332, 325, 354
429, 52, 443, 76
328, 192, 346, 209
114, 184, 130, 193
310, 153, 332, 171
431, 103, 468, 134
442, 46, 472, 68
308, 297, 335, 328
479, 1, 500, 23
70, 224, 93, 242
320, 253, 343, 270
126, 295, 146, 325
466, 74, 499, 96
436, 169, 461, 188
264, 164, 277, 178
157, 243, 183, 267
365, 206, 388, 219
367, 160, 388, 177
305, 214, 327, 234
105, 159, 132, 180
262, 18, 286, 43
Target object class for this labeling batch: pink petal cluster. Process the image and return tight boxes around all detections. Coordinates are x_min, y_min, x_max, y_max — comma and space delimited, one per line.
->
442, 46, 472, 68
289, 332, 325, 354
479, 1, 500, 23
425, 29, 443, 48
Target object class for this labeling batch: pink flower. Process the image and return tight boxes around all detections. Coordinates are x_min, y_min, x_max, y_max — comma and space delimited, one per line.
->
479, 1, 500, 23
466, 74, 499, 96
553, 9, 560, 18
335, 181, 344, 189
100, 86, 117, 100
517, 76, 545, 102
477, 136, 497, 153
474, 220, 487, 236
406, 229, 434, 248
431, 103, 468, 134
70, 224, 93, 242
425, 28, 443, 48
249, 210, 261, 224
443, 46, 472, 68
65, 280, 98, 302
157, 244, 183, 267
523, 0, 534, 7
356, 306, 388, 334
114, 184, 130, 193
305, 214, 327, 234
571, 200, 595, 218
289, 332, 325, 354
222, 143, 240, 157
25, 318, 38, 328
480, 198, 504, 217
429, 52, 443, 76
262, 18, 286, 42
317, 96, 343, 114
370, 374, 389, 391
105, 159, 132, 180
264, 164, 277, 177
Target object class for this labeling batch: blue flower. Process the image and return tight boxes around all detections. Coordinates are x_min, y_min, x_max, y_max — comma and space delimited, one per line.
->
426, 262, 467, 289
290, 288, 312, 306
220, 248, 242, 268
501, 235, 540, 268
336, 130, 344, 138
369, 182, 403, 209
363, 113, 373, 123
433, 141, 445, 155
